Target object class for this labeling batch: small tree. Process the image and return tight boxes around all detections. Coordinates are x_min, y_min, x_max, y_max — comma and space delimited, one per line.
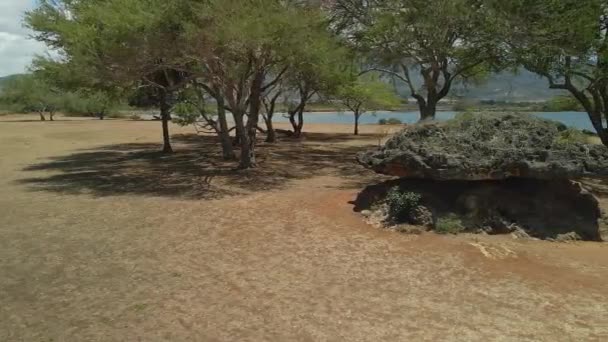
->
26, 0, 193, 153
337, 78, 401, 135
0, 74, 61, 121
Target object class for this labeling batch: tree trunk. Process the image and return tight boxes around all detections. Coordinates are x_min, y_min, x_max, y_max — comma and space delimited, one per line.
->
295, 109, 304, 137
159, 90, 173, 154
242, 70, 264, 168
288, 107, 305, 137
99, 111, 105, 120
38, 112, 46, 121
587, 110, 608, 146
49, 111, 55, 121
216, 95, 236, 160
354, 111, 360, 135
234, 112, 252, 169
289, 111, 298, 133
265, 115, 276, 143
419, 101, 437, 121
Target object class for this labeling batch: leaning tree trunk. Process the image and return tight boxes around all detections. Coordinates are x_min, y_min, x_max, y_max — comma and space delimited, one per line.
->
587, 110, 608, 146
159, 90, 173, 154
38, 111, 46, 121
216, 95, 235, 160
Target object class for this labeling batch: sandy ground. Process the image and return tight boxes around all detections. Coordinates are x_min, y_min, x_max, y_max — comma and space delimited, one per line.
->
1, 114, 607, 341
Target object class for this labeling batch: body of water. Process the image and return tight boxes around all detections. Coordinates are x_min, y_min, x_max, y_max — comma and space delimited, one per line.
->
273, 111, 595, 131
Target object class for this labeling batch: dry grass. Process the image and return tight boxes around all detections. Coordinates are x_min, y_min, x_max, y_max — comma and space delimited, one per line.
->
1, 114, 608, 341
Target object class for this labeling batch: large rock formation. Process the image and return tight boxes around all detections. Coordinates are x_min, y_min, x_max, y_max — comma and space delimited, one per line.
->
356, 113, 608, 241
358, 113, 608, 180
353, 178, 608, 241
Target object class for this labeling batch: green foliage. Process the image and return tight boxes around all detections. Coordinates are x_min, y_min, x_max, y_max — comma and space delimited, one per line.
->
541, 96, 583, 112
337, 77, 402, 114
490, 0, 607, 143
555, 129, 589, 145
332, 0, 499, 117
0, 74, 60, 113
172, 103, 201, 127
447, 111, 476, 126
435, 214, 466, 235
453, 99, 476, 112
385, 188, 422, 222
378, 118, 403, 125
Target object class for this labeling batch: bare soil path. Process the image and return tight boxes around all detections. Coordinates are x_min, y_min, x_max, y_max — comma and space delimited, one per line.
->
1, 115, 607, 341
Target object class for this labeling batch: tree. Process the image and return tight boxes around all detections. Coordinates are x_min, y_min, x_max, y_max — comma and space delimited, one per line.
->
280, 34, 352, 138
0, 74, 61, 121
337, 77, 402, 135
331, 0, 498, 120
26, 0, 193, 153
30, 57, 120, 120
186, 0, 336, 168
491, 0, 608, 145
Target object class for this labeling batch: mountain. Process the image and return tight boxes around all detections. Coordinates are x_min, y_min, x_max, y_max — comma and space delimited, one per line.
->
392, 69, 565, 102
0, 70, 563, 102
0, 74, 24, 91
453, 70, 566, 101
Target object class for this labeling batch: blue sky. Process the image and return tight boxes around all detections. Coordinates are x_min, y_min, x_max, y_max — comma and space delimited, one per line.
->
0, 1, 47, 76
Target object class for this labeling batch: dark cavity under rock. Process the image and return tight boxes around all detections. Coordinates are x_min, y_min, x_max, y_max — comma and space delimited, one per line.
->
358, 113, 608, 180
353, 178, 607, 241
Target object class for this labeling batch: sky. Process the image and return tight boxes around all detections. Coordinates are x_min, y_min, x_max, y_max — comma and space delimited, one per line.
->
0, 1, 47, 77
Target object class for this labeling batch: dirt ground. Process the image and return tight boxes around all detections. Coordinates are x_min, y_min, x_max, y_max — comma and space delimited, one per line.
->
1, 114, 607, 341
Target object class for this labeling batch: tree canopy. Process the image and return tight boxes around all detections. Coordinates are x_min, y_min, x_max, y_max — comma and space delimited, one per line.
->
331, 0, 500, 120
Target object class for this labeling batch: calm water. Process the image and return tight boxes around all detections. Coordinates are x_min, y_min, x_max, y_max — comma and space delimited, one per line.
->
274, 111, 595, 131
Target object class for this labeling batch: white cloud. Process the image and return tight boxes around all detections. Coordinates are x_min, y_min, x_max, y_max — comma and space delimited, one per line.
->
0, 1, 47, 76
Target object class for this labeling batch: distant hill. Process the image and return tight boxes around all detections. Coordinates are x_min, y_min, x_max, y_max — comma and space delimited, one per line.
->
452, 70, 566, 101
0, 70, 564, 102
392, 69, 565, 102
0, 74, 24, 91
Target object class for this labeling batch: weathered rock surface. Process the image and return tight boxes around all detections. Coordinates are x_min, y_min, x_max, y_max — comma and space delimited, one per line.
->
353, 178, 607, 241
358, 113, 608, 180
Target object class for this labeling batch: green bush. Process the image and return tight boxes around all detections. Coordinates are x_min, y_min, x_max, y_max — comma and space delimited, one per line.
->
435, 214, 466, 234
453, 99, 475, 112
555, 128, 588, 145
541, 96, 583, 112
378, 118, 402, 125
385, 187, 421, 222
106, 112, 126, 119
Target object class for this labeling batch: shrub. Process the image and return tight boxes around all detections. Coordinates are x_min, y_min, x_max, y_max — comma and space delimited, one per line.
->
385, 187, 421, 222
106, 112, 126, 119
453, 99, 475, 112
541, 96, 583, 112
378, 117, 402, 125
555, 128, 588, 145
435, 214, 466, 234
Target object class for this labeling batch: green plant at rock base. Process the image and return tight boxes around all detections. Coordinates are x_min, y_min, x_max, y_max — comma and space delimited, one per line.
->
435, 214, 466, 234
385, 188, 421, 222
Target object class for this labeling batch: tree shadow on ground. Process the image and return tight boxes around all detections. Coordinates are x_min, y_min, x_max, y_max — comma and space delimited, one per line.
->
18, 133, 384, 200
